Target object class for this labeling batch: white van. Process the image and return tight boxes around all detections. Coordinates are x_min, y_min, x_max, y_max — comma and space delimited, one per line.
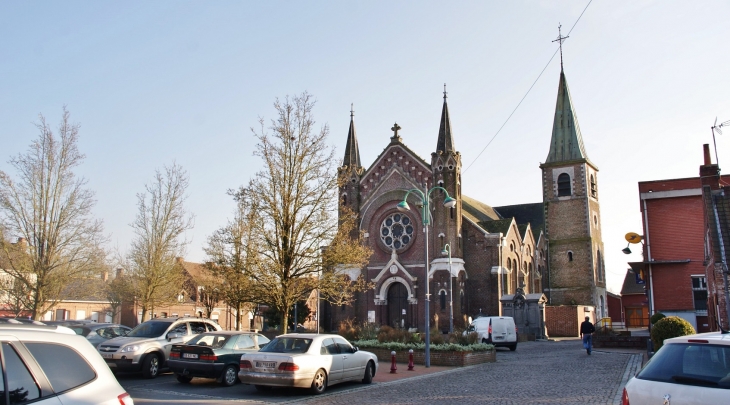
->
465, 316, 518, 351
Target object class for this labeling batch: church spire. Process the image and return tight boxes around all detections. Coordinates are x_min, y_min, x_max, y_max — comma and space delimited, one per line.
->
545, 70, 588, 163
342, 103, 361, 169
436, 84, 455, 153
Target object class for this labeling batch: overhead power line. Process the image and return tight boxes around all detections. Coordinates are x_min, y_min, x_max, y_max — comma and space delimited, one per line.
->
464, 0, 594, 173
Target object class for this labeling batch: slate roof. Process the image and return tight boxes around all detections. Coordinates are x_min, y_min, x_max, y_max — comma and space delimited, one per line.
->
461, 195, 501, 227
436, 97, 454, 153
493, 202, 545, 236
61, 278, 109, 301
342, 112, 362, 169
620, 269, 646, 295
479, 219, 514, 235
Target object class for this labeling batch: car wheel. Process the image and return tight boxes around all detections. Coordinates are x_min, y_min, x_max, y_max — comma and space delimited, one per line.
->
509, 343, 517, 351
176, 374, 193, 384
309, 369, 327, 395
255, 385, 272, 392
362, 361, 374, 384
220, 364, 238, 387
141, 354, 160, 379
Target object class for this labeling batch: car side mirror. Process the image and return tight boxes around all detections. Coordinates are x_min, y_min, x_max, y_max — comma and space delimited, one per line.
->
353, 346, 359, 352
167, 332, 182, 341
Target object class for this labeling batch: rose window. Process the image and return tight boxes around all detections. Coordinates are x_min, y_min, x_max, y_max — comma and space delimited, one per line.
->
380, 213, 414, 250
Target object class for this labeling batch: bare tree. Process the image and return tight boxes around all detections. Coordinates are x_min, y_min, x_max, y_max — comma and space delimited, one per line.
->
233, 93, 371, 334
104, 271, 133, 323
204, 195, 259, 330
0, 108, 106, 319
127, 163, 193, 322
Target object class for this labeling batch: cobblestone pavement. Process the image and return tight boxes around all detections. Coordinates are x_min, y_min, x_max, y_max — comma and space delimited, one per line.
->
286, 340, 642, 405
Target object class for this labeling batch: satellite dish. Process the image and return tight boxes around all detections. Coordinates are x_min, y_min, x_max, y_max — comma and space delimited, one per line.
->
625, 232, 642, 244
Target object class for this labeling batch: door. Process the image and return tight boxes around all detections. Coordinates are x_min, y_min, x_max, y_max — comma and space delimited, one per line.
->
334, 337, 361, 379
491, 318, 508, 343
626, 307, 648, 327
387, 282, 409, 329
321, 338, 343, 383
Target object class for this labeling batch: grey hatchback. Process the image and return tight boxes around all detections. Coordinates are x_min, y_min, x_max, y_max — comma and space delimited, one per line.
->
68, 323, 132, 348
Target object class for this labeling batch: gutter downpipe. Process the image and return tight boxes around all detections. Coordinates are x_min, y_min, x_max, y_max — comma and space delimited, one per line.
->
642, 198, 655, 321
712, 201, 730, 330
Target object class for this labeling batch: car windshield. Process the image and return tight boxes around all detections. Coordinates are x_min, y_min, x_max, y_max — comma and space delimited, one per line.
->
637, 342, 730, 388
260, 337, 312, 354
126, 321, 172, 338
187, 334, 230, 349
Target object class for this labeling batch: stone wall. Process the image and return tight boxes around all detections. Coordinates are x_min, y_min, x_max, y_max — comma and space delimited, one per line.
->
363, 347, 496, 367
593, 335, 648, 350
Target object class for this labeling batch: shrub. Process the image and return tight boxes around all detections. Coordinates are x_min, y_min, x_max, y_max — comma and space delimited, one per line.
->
651, 316, 695, 350
338, 318, 359, 341
650, 312, 666, 325
377, 325, 418, 344
352, 339, 494, 352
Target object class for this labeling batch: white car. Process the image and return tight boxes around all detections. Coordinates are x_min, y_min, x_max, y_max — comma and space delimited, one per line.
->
238, 333, 378, 394
0, 323, 134, 404
622, 331, 730, 404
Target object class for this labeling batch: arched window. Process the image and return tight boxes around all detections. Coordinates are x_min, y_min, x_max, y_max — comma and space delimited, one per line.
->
568, 251, 573, 262
557, 173, 571, 197
590, 175, 597, 198
440, 290, 447, 311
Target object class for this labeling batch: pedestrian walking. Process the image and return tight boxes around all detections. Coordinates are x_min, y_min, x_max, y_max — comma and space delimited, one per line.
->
580, 316, 595, 355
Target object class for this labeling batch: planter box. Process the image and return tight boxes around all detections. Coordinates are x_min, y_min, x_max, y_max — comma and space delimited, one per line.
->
361, 347, 495, 366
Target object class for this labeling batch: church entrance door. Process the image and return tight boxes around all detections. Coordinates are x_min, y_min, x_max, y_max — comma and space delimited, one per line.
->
387, 282, 409, 329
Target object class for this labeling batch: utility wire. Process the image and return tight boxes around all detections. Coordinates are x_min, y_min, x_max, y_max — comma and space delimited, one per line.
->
464, 0, 594, 173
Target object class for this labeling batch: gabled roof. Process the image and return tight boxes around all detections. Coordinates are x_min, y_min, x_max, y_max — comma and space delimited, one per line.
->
478, 219, 513, 235
493, 203, 545, 236
436, 97, 454, 153
361, 139, 431, 179
544, 70, 591, 165
461, 195, 501, 223
620, 269, 646, 295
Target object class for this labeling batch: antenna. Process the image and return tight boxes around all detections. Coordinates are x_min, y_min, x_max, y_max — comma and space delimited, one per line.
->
711, 117, 730, 170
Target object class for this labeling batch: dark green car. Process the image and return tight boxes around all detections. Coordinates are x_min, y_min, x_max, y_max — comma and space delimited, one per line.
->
168, 331, 270, 386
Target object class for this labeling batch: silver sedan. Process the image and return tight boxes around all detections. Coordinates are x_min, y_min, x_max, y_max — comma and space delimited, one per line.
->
238, 333, 378, 394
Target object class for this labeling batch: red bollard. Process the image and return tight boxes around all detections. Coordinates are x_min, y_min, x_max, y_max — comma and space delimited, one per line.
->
390, 351, 397, 374
407, 349, 415, 371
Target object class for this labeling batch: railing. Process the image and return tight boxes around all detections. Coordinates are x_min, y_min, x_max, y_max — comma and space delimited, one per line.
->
598, 317, 612, 330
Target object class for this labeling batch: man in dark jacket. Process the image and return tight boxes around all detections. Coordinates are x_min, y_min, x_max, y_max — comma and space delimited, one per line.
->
580, 316, 595, 355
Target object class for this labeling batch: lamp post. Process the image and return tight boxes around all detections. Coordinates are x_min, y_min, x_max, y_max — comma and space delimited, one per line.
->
397, 186, 457, 368
441, 244, 454, 334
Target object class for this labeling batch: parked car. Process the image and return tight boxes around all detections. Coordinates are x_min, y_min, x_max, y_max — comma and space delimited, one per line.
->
622, 331, 730, 404
168, 331, 270, 386
44, 320, 97, 327
67, 323, 132, 348
0, 323, 134, 404
0, 317, 23, 324
98, 316, 222, 378
238, 333, 378, 394
465, 316, 518, 350
10, 317, 46, 325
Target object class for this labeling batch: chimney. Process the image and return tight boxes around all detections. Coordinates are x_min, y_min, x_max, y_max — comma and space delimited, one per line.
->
103, 271, 109, 282
700, 144, 721, 190
16, 237, 27, 249
116, 267, 124, 278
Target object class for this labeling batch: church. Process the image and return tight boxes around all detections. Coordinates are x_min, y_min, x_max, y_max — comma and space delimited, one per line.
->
323, 66, 607, 335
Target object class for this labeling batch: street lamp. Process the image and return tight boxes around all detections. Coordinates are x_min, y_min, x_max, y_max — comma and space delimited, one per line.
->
397, 186, 457, 368
441, 244, 454, 334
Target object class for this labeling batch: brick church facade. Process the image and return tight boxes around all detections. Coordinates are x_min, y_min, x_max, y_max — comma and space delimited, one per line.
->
322, 67, 607, 333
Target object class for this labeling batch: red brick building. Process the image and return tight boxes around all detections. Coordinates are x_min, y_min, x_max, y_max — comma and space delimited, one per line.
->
326, 67, 606, 334
629, 146, 730, 332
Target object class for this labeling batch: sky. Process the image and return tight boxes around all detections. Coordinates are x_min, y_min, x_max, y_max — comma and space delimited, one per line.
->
1, 1, 729, 294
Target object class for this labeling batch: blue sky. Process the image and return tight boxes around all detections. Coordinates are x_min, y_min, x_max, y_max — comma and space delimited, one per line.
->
2, 1, 729, 294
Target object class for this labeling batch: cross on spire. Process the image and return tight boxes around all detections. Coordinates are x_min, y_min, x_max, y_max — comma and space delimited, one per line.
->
391, 122, 401, 137
350, 103, 354, 118
552, 23, 569, 71
443, 83, 447, 100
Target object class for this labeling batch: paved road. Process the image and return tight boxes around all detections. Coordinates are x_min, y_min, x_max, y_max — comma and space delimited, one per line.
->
119, 339, 643, 405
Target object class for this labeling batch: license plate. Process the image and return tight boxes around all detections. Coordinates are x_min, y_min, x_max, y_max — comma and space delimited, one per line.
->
101, 353, 113, 359
257, 361, 276, 368
182, 353, 198, 359
495, 336, 504, 340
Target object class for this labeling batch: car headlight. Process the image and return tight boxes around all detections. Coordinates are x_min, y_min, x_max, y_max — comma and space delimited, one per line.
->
120, 345, 141, 353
